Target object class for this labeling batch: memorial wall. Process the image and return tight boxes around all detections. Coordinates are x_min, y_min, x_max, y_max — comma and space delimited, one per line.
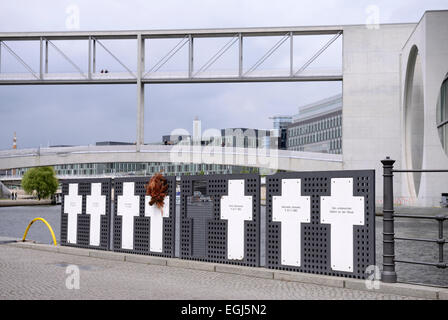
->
60, 171, 375, 279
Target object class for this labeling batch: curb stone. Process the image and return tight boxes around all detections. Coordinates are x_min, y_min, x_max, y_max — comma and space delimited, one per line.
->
124, 254, 168, 266
89, 250, 125, 261
274, 271, 345, 288
343, 278, 439, 300
215, 264, 274, 279
166, 258, 216, 272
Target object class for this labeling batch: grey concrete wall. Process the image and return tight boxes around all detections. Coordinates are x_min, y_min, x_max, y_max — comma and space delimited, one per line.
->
342, 23, 416, 204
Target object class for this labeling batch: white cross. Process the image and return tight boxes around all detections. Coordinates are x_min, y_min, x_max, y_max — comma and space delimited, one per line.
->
220, 179, 253, 260
145, 195, 170, 253
64, 183, 82, 244
321, 178, 365, 272
117, 182, 140, 250
86, 183, 106, 246
272, 179, 310, 267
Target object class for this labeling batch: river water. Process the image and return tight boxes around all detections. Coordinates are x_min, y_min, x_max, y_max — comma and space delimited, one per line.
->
0, 205, 446, 287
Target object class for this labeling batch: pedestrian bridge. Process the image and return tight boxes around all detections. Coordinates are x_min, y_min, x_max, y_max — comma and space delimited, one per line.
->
0, 145, 342, 172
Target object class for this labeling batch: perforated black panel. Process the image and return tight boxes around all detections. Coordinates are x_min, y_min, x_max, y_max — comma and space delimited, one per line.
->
60, 179, 112, 250
180, 174, 260, 266
113, 176, 176, 257
266, 171, 375, 279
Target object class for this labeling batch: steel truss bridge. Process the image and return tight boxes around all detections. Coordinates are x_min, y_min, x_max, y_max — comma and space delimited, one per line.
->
0, 26, 343, 152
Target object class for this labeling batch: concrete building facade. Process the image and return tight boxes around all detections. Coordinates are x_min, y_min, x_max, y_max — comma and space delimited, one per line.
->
343, 10, 448, 206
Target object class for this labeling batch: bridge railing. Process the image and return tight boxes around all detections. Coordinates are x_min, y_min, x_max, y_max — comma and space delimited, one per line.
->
381, 157, 447, 283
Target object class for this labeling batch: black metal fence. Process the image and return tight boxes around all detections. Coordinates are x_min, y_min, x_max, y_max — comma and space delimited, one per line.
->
381, 157, 447, 283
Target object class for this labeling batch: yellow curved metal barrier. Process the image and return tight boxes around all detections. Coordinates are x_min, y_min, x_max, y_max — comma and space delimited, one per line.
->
22, 217, 57, 246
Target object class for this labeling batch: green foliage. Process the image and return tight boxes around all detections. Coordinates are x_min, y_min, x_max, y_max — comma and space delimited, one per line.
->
21, 166, 58, 200
240, 168, 250, 174
239, 166, 260, 174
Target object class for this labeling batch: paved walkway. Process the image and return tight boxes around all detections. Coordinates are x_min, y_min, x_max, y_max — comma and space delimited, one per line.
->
0, 244, 426, 300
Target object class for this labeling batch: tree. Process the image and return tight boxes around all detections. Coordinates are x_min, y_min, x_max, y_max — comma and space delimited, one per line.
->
22, 166, 58, 200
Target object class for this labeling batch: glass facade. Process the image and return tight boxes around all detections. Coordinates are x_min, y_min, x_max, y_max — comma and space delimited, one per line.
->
437, 77, 448, 156
2, 162, 256, 179
52, 162, 237, 176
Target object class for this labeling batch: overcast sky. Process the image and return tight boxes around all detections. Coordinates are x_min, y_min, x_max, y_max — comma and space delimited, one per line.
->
0, 0, 447, 150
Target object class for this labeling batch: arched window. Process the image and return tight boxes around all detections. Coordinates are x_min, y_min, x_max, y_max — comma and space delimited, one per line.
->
437, 76, 448, 155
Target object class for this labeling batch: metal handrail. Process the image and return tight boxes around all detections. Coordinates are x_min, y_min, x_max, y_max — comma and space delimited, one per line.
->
393, 169, 448, 173
381, 157, 448, 284
393, 214, 447, 220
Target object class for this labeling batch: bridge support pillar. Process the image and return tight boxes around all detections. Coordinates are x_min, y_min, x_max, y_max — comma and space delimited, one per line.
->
136, 81, 144, 151
136, 34, 145, 151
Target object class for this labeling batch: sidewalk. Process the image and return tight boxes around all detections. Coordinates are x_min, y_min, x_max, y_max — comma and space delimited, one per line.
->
1, 241, 447, 300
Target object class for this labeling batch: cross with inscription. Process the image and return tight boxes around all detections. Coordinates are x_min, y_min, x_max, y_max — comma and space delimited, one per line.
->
320, 178, 364, 272
272, 179, 310, 267
117, 182, 140, 250
220, 179, 253, 260
86, 183, 106, 246
64, 183, 82, 244
145, 195, 170, 252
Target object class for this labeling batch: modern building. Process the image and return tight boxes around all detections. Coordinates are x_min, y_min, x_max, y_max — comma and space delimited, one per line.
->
270, 116, 292, 150
217, 128, 272, 149
95, 141, 135, 146
163, 118, 275, 149
162, 135, 190, 145
276, 10, 448, 207
51, 162, 238, 176
287, 94, 342, 154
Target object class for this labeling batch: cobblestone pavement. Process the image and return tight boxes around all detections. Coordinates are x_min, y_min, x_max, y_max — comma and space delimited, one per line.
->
0, 245, 421, 300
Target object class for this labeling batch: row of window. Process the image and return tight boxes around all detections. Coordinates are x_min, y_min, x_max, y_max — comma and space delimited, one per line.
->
288, 128, 342, 147
288, 114, 342, 137
53, 163, 234, 176
291, 139, 342, 151
289, 146, 342, 154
